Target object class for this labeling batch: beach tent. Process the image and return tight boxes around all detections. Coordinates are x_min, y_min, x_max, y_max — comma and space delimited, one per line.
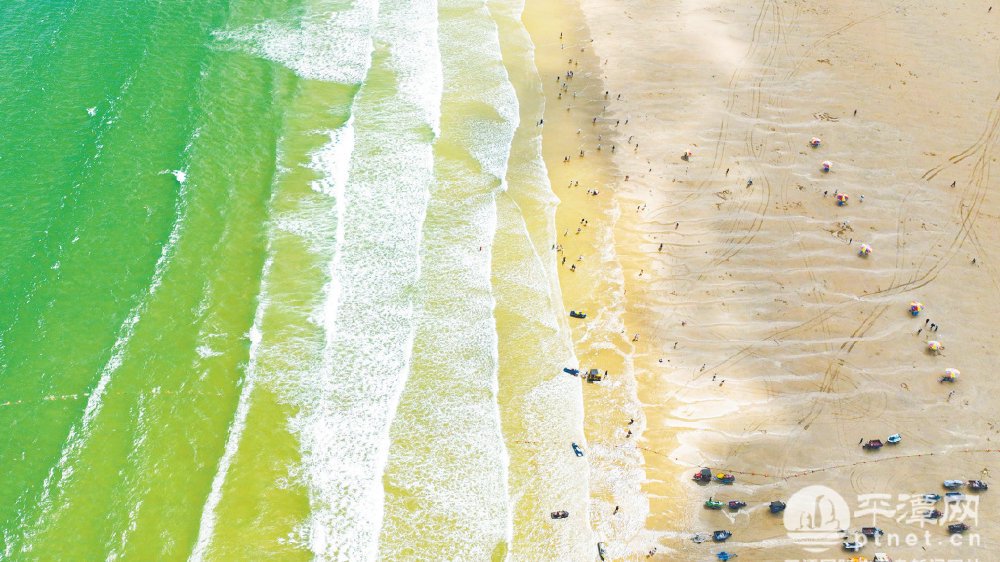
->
858, 243, 872, 257
822, 160, 833, 172
910, 301, 923, 316
943, 368, 960, 381
836, 193, 849, 206
927, 340, 943, 353
810, 137, 821, 147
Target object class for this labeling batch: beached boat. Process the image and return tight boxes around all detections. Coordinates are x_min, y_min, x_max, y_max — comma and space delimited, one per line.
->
562, 367, 579, 376
597, 542, 607, 560
727, 500, 746, 510
887, 433, 901, 444
704, 499, 724, 510
692, 468, 712, 482
922, 493, 942, 502
571, 442, 584, 457
945, 492, 965, 502
943, 480, 964, 489
863, 439, 884, 450
843, 541, 862, 552
714, 472, 735, 484
769, 500, 787, 513
862, 527, 884, 537
968, 480, 988, 491
691, 533, 709, 544
948, 523, 970, 534
550, 510, 569, 519
925, 509, 943, 519
712, 530, 732, 542
569, 310, 587, 319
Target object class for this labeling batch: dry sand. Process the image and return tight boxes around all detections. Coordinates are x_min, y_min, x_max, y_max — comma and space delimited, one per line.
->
529, 0, 1000, 559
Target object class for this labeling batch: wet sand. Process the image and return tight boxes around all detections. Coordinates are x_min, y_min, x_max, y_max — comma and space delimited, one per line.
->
531, 0, 1000, 559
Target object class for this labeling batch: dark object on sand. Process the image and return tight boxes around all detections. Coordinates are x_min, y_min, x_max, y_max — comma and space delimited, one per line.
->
550, 510, 569, 519
569, 310, 587, 319
769, 501, 786, 514
693, 468, 713, 482
712, 530, 732, 542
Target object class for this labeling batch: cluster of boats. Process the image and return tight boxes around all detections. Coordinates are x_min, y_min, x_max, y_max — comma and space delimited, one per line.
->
861, 434, 901, 450
692, 467, 735, 484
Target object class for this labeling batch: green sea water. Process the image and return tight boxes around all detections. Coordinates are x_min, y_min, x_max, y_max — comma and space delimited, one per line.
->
0, 0, 595, 559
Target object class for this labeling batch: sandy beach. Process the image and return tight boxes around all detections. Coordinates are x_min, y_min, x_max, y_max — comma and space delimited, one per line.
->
527, 0, 1000, 559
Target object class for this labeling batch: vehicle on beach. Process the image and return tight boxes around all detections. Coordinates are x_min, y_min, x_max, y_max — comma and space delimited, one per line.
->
727, 500, 746, 510
843, 541, 863, 552
925, 509, 943, 519
769, 501, 787, 513
571, 442, 584, 457
569, 310, 586, 319
693, 468, 713, 482
714, 473, 735, 484
863, 439, 884, 450
968, 480, 988, 491
550, 510, 569, 519
948, 523, 970, 534
585, 368, 605, 383
922, 493, 942, 502
943, 480, 964, 489
712, 530, 732, 542
705, 498, 724, 510
886, 433, 901, 444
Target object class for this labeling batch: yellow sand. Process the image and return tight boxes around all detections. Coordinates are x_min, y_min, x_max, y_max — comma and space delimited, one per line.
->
529, 0, 1000, 559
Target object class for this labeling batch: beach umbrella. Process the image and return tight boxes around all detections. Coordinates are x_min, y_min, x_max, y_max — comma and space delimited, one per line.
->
810, 137, 822, 147
910, 301, 923, 316
944, 368, 960, 380
822, 160, 833, 172
836, 192, 849, 206
858, 243, 872, 257
927, 340, 943, 353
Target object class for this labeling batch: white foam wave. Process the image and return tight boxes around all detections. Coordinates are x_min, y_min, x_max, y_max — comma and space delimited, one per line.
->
213, 0, 379, 84
16, 157, 193, 554
377, 0, 443, 135
189, 257, 271, 562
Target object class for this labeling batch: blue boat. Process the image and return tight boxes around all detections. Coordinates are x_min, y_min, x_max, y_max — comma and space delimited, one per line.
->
563, 367, 580, 376
572, 443, 584, 457
887, 433, 901, 444
569, 310, 587, 319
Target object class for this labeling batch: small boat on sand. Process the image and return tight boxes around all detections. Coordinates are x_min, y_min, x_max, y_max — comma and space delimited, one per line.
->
728, 500, 746, 510
843, 541, 862, 552
887, 433, 901, 444
597, 542, 607, 560
571, 443, 584, 457
945, 492, 965, 502
550, 510, 569, 519
968, 480, 988, 491
715, 473, 735, 484
863, 439, 884, 450
693, 468, 712, 482
925, 509, 943, 519
769, 501, 787, 513
861, 527, 884, 537
922, 493, 941, 503
569, 310, 587, 319
705, 499, 724, 510
948, 523, 970, 534
943, 480, 964, 489
712, 530, 732, 542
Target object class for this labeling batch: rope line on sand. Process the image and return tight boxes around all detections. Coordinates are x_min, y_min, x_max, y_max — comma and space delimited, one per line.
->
638, 446, 1000, 480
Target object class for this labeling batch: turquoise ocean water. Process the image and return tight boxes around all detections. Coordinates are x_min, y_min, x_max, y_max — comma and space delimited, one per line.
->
0, 0, 595, 559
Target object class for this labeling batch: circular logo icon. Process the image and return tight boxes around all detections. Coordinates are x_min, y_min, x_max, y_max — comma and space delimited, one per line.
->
784, 485, 851, 552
